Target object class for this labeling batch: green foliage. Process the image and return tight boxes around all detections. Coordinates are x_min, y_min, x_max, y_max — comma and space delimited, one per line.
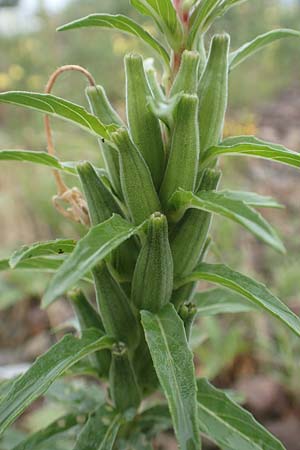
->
1, 1, 300, 449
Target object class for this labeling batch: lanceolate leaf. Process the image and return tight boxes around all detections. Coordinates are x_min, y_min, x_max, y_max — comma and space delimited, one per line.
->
1, 256, 63, 273
169, 190, 285, 253
194, 288, 257, 316
197, 378, 285, 450
175, 263, 300, 337
0, 331, 115, 435
58, 14, 170, 65
141, 304, 200, 450
73, 404, 121, 450
9, 239, 76, 268
130, 0, 183, 50
220, 190, 283, 209
202, 135, 300, 168
230, 29, 300, 70
43, 215, 143, 308
0, 150, 78, 174
12, 414, 80, 450
10, 239, 76, 268
0, 92, 113, 139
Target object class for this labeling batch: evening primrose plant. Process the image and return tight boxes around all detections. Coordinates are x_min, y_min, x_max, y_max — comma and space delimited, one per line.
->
1, 1, 300, 449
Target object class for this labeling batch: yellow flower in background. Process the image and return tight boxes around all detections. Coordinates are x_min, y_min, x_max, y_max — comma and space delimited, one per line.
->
0, 73, 11, 90
8, 64, 24, 81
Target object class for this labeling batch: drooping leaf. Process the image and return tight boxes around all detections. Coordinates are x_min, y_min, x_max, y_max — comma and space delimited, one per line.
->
0, 92, 114, 139
141, 304, 201, 450
12, 414, 80, 450
175, 263, 300, 337
1, 256, 63, 273
0, 150, 78, 174
230, 29, 300, 70
73, 404, 122, 450
194, 288, 257, 316
219, 190, 283, 209
9, 239, 76, 268
130, 0, 183, 50
169, 190, 285, 253
197, 378, 285, 450
43, 214, 144, 308
202, 135, 300, 169
0, 331, 114, 435
58, 14, 170, 65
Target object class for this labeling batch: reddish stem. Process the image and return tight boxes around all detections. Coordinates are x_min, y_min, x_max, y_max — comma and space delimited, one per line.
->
44, 65, 95, 195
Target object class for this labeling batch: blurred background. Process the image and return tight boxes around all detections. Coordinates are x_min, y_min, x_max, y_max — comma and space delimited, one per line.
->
1, 0, 300, 448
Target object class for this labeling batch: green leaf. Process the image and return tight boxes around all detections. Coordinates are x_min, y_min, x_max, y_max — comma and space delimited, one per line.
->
197, 378, 285, 450
194, 288, 258, 316
230, 29, 300, 70
219, 190, 283, 209
141, 304, 200, 450
1, 256, 63, 273
203, 135, 300, 169
175, 262, 300, 337
10, 239, 76, 268
130, 0, 183, 50
0, 92, 114, 139
188, 0, 220, 48
58, 14, 170, 66
169, 190, 285, 253
0, 150, 77, 174
73, 404, 121, 450
43, 214, 143, 308
12, 414, 80, 450
0, 330, 115, 435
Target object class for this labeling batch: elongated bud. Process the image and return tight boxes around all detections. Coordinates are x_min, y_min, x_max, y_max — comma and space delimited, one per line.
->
160, 94, 200, 207
78, 161, 138, 282
171, 236, 212, 309
109, 342, 141, 412
125, 53, 165, 188
69, 288, 104, 331
179, 302, 197, 341
131, 212, 173, 312
77, 161, 122, 225
197, 35, 207, 79
93, 262, 139, 349
86, 85, 123, 126
144, 59, 165, 102
68, 289, 111, 377
198, 34, 230, 154
170, 168, 221, 277
170, 50, 200, 97
111, 128, 161, 225
86, 85, 123, 197
132, 334, 158, 395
